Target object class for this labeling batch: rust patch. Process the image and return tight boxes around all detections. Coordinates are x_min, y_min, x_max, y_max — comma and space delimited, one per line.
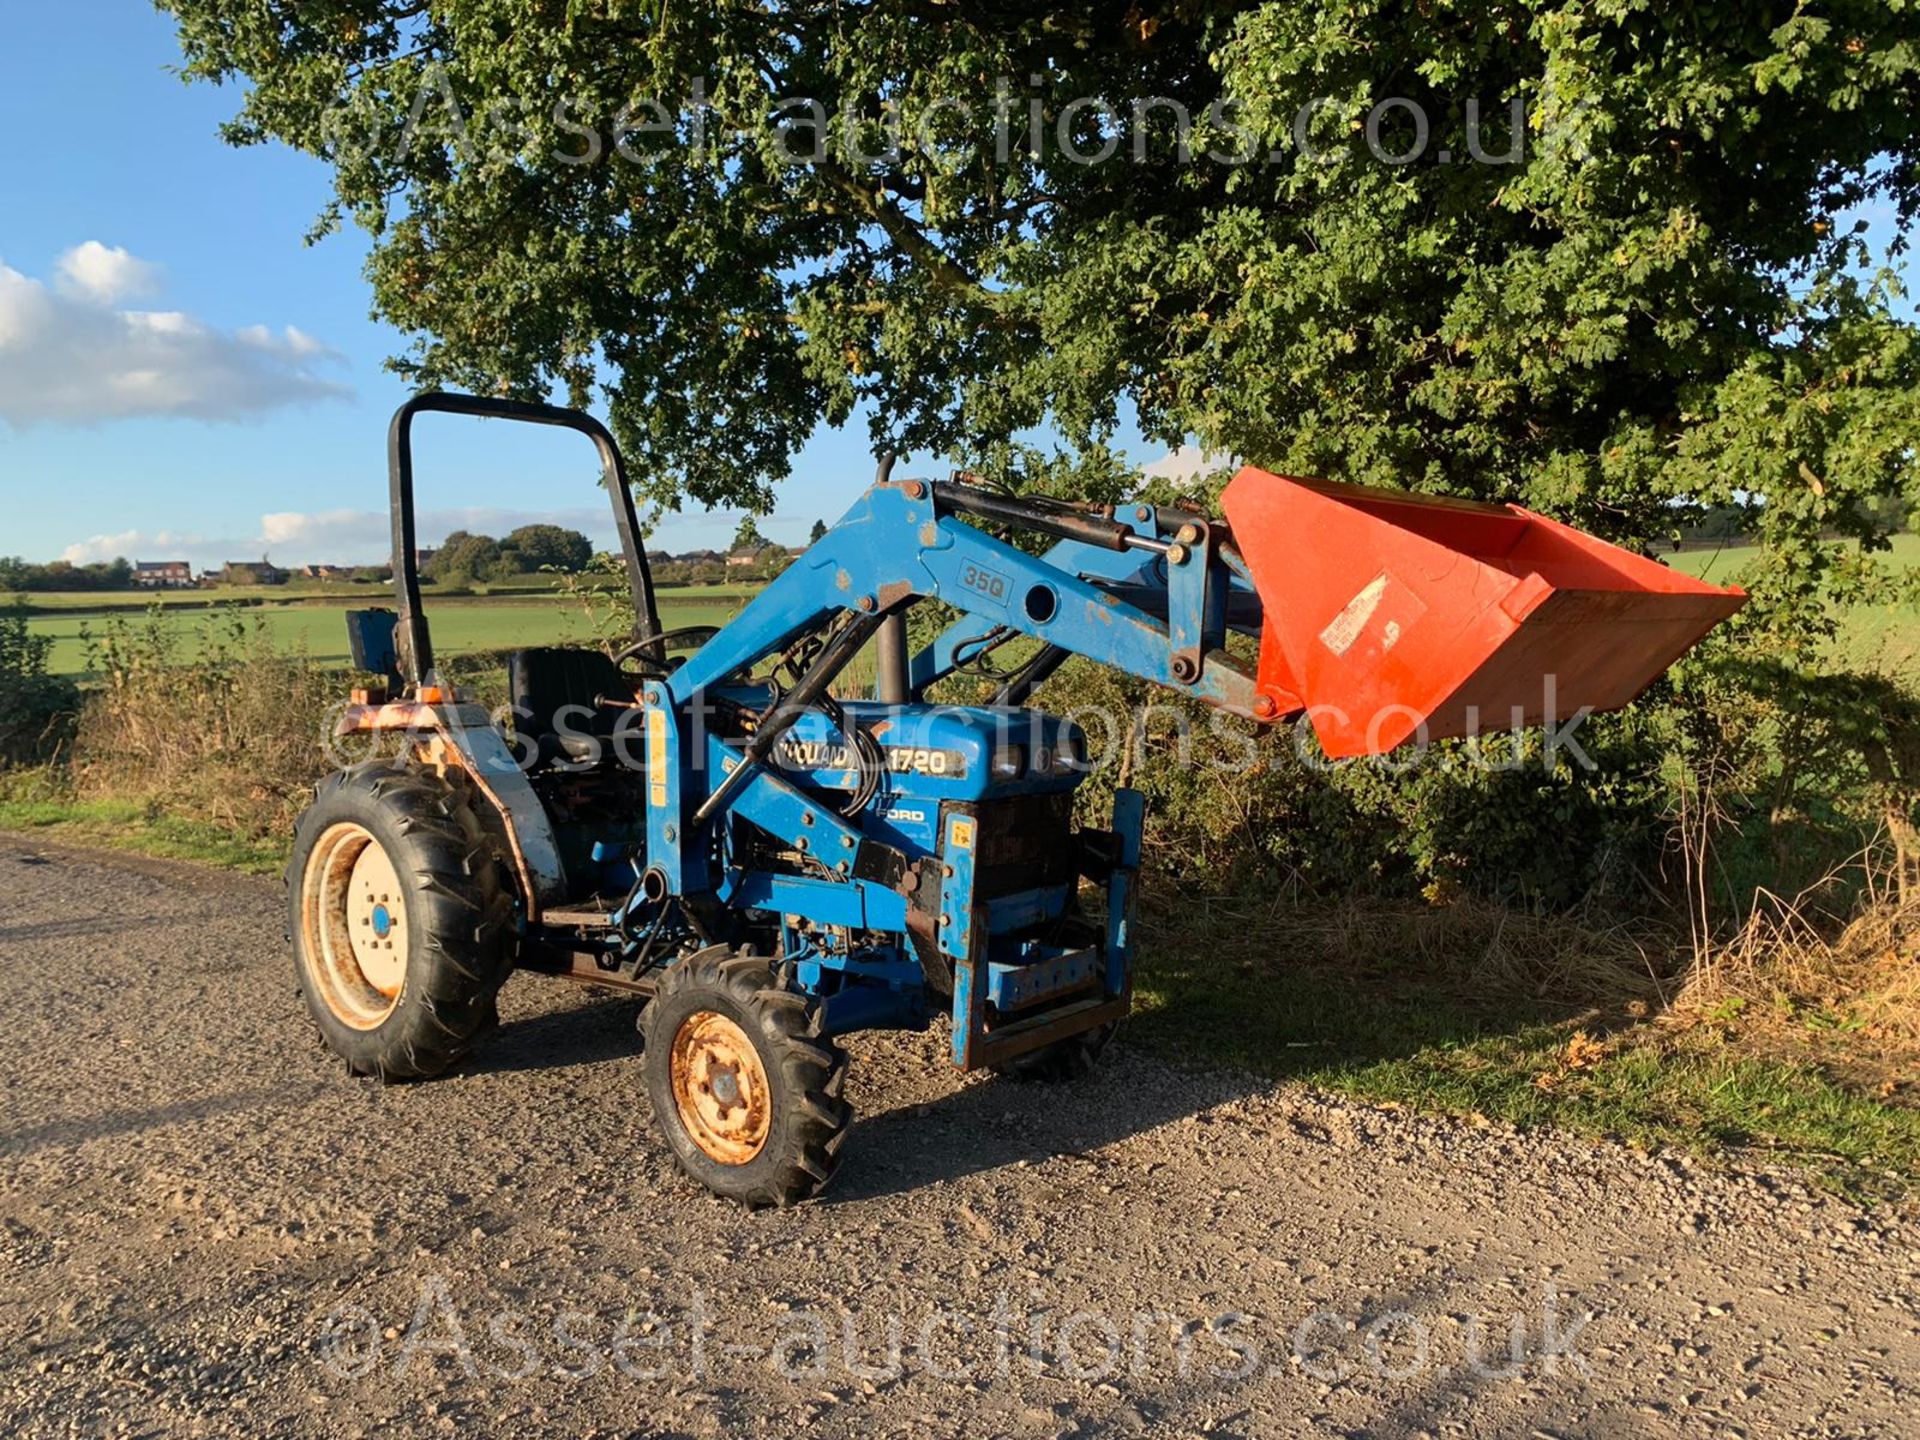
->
669, 1010, 773, 1165
334, 701, 439, 735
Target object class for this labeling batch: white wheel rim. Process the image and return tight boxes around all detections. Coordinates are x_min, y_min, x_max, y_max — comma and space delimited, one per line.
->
301, 822, 407, 1029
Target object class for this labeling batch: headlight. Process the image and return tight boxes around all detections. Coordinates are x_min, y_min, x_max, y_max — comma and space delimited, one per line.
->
1054, 734, 1085, 774
990, 745, 1026, 780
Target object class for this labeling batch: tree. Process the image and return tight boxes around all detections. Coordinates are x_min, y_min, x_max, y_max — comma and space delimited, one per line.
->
161, 2, 1920, 635
0, 557, 136, 592
503, 524, 593, 573
732, 515, 771, 553
808, 519, 828, 545
426, 531, 502, 584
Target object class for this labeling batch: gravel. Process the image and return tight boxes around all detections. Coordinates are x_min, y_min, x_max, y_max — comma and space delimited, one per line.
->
1, 834, 1915, 1438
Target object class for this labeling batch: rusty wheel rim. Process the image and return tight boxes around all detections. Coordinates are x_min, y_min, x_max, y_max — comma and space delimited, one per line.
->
668, 1010, 772, 1165
301, 822, 407, 1030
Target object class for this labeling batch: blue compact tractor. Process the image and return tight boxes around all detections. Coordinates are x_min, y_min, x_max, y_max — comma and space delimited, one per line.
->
289, 393, 1741, 1205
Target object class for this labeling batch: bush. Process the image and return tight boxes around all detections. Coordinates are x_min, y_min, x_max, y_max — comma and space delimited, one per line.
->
0, 607, 78, 765
1026, 632, 1920, 934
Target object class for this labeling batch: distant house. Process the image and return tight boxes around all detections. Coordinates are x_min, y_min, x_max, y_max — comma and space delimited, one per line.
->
132, 560, 192, 588
727, 543, 793, 570
727, 544, 785, 568
298, 563, 351, 581
413, 548, 437, 572
219, 560, 288, 586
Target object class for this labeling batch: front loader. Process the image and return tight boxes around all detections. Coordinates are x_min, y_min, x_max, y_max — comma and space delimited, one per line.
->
289, 392, 1745, 1205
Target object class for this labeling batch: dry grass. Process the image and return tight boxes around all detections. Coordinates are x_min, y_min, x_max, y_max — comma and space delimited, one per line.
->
1154, 887, 1673, 1009
1670, 837, 1920, 1095
61, 611, 342, 839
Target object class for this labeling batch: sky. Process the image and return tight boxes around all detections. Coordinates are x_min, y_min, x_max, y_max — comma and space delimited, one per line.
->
0, 2, 1162, 572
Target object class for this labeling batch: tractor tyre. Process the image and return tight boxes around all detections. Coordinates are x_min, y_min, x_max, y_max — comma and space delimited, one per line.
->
641, 949, 852, 1207
993, 1020, 1119, 1083
287, 761, 517, 1080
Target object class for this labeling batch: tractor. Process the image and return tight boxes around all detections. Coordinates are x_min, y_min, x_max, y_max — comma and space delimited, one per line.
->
289, 392, 1744, 1205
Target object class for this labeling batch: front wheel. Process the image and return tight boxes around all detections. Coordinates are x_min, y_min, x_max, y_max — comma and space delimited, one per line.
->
641, 949, 852, 1206
287, 763, 517, 1080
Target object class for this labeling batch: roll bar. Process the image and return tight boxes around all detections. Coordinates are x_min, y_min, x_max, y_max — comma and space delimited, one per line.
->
386, 392, 660, 685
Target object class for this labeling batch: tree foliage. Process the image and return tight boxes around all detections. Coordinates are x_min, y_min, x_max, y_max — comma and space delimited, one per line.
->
0, 557, 134, 592
503, 523, 592, 572
424, 529, 502, 583
424, 525, 591, 581
161, 0, 1920, 632
0, 607, 77, 765
732, 514, 772, 552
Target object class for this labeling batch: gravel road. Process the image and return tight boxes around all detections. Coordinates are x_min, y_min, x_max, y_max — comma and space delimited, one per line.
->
2, 834, 1915, 1439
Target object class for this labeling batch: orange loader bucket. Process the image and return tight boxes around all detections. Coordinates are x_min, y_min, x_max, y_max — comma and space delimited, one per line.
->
1221, 468, 1747, 759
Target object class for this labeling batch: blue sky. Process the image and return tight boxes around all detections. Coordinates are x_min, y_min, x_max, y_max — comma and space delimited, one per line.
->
0, 3, 1163, 570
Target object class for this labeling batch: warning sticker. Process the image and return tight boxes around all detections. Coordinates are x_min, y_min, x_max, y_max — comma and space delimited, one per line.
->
1318, 571, 1425, 663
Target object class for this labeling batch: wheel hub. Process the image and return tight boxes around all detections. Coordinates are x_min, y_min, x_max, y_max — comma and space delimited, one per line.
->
301, 822, 408, 1029
668, 1011, 772, 1165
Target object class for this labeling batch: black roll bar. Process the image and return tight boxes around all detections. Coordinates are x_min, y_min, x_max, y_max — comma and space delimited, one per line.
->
386, 392, 660, 686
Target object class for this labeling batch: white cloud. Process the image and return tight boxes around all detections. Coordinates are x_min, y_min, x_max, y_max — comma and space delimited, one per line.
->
0, 245, 348, 427
60, 527, 235, 569
1143, 444, 1236, 483
55, 241, 161, 303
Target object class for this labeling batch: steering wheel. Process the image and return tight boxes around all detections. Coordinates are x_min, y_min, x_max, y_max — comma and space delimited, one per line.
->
614, 625, 721, 676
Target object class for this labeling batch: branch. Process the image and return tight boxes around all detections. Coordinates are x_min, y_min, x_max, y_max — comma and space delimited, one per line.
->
815, 159, 1012, 310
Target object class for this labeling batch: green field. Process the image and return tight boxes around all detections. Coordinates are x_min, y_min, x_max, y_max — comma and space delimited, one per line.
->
1666, 533, 1920, 676
19, 537, 1920, 679
20, 585, 765, 676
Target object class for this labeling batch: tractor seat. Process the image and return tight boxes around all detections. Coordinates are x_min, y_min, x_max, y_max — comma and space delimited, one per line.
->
507, 647, 636, 766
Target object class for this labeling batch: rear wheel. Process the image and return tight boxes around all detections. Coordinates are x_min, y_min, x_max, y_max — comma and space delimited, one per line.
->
288, 763, 516, 1079
642, 949, 851, 1206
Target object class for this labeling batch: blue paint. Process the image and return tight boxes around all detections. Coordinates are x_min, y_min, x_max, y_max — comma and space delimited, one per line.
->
552, 484, 1226, 1070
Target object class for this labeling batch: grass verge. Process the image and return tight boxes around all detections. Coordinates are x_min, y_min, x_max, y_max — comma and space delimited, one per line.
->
0, 792, 285, 874
1129, 891, 1920, 1201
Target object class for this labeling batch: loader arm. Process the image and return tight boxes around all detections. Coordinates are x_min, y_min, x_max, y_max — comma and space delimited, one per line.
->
666, 478, 1267, 719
